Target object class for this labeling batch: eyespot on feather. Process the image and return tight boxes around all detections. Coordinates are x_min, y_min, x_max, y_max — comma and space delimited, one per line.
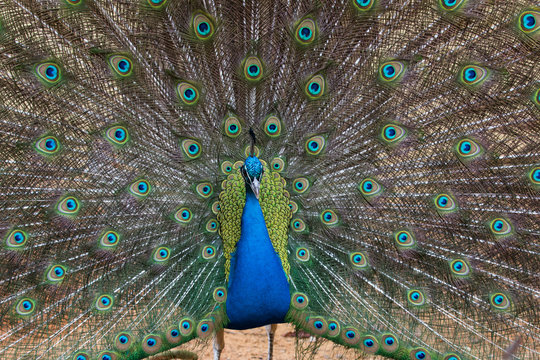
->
174, 207, 193, 224
305, 74, 325, 99
197, 319, 215, 338
243, 56, 264, 82
407, 289, 426, 306
16, 298, 36, 316
223, 115, 242, 138
179, 317, 195, 336
114, 332, 134, 352
350, 252, 368, 269
129, 179, 151, 198
108, 55, 133, 77
46, 264, 66, 283
35, 62, 61, 85
263, 115, 282, 138
294, 17, 318, 45
6, 229, 28, 248
105, 125, 129, 146
35, 135, 60, 156
292, 177, 310, 194
305, 135, 326, 156
379, 61, 405, 82
192, 12, 216, 40
381, 333, 399, 353
360, 335, 379, 354
296, 247, 310, 262
141, 334, 162, 355
56, 196, 80, 217
459, 65, 489, 86
439, 0, 466, 12
180, 138, 202, 160
518, 10, 540, 35
176, 82, 200, 106
394, 230, 415, 248
95, 294, 113, 311
291, 293, 309, 309
353, 0, 376, 12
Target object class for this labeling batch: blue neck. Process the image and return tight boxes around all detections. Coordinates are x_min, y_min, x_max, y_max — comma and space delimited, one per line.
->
225, 188, 291, 330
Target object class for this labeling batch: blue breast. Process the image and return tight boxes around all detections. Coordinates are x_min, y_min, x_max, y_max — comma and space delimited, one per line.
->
225, 189, 291, 330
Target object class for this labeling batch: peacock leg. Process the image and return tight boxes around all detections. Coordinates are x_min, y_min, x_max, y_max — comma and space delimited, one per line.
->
265, 324, 278, 360
213, 329, 225, 360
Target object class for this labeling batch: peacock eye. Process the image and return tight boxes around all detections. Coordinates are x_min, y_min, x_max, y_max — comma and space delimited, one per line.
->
518, 10, 540, 34
153, 246, 170, 262
205, 219, 218, 232
100, 230, 119, 248
381, 123, 406, 145
223, 115, 242, 138
174, 207, 193, 224
291, 218, 307, 232
270, 157, 285, 172
296, 247, 310, 261
381, 334, 399, 352
292, 177, 310, 194
490, 293, 511, 310
394, 230, 415, 248
305, 74, 325, 99
129, 180, 151, 198
305, 135, 326, 155
180, 138, 202, 159
108, 55, 133, 77
57, 196, 80, 216
434, 193, 457, 213
147, 0, 167, 9
410, 348, 432, 360
35, 62, 61, 84
105, 125, 129, 146
361, 335, 379, 354
450, 259, 470, 276
349, 252, 368, 269
192, 12, 216, 40
460, 65, 488, 86
489, 217, 512, 237
379, 61, 405, 82
291, 293, 309, 310
439, 0, 465, 11
263, 115, 282, 137
213, 287, 227, 302
243, 56, 264, 82
16, 298, 36, 316
142, 334, 162, 355
353, 0, 375, 11
46, 264, 66, 282
6, 229, 28, 248
295, 18, 317, 45
407, 289, 426, 306
320, 210, 339, 226
176, 82, 200, 106
35, 135, 60, 155
196, 182, 213, 198
359, 178, 383, 198
197, 319, 215, 339
95, 295, 114, 311
115, 332, 133, 351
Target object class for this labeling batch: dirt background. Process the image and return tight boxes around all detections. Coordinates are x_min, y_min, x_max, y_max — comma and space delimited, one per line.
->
183, 323, 375, 360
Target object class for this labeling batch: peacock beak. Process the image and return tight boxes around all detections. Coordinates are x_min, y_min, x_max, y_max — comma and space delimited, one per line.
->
250, 177, 261, 199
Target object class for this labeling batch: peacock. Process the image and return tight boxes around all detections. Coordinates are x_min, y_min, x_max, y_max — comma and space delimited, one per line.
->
0, 0, 539, 359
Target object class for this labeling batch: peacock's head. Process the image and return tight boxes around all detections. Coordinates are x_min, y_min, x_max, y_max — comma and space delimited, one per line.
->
241, 155, 263, 199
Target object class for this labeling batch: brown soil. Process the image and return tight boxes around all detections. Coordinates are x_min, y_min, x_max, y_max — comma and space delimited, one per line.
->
183, 324, 375, 360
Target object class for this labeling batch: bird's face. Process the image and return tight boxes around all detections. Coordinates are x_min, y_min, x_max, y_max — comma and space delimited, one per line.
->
241, 155, 263, 199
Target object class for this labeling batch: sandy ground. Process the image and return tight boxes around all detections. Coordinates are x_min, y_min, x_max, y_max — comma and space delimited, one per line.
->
182, 323, 375, 360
